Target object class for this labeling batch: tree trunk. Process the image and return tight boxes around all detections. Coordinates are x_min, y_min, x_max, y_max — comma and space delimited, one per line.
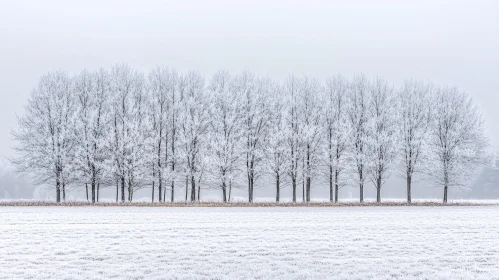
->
171, 111, 176, 203
158, 175, 162, 203
197, 181, 201, 201
91, 181, 96, 203
222, 182, 227, 203
228, 180, 232, 202
190, 175, 196, 202
329, 165, 333, 202
292, 178, 296, 203
56, 179, 61, 203
97, 183, 100, 203
85, 183, 89, 202
128, 180, 133, 202
115, 179, 118, 203
56, 187, 61, 203
121, 176, 125, 203
248, 175, 254, 203
152, 180, 155, 203
276, 174, 280, 203
359, 183, 364, 203
376, 177, 381, 203
185, 175, 188, 201
306, 177, 311, 202
62, 183, 66, 202
407, 174, 412, 204
443, 185, 448, 203
128, 181, 134, 202
359, 171, 364, 203
302, 176, 305, 203
247, 175, 251, 203
171, 180, 175, 202
334, 170, 339, 203
306, 146, 310, 202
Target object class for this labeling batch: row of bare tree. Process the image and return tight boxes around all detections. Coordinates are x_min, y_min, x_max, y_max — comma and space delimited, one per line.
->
12, 65, 491, 203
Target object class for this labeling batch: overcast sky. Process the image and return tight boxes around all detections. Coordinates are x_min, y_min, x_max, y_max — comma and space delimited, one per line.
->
1, 0, 498, 160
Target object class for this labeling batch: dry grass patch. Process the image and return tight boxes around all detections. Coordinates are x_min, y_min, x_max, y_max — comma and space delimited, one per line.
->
0, 201, 497, 207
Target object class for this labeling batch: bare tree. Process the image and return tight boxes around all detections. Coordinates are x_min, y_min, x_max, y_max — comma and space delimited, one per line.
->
298, 77, 323, 202
206, 70, 244, 202
109, 64, 147, 202
397, 80, 432, 203
284, 76, 302, 203
12, 72, 76, 203
179, 71, 209, 202
429, 87, 490, 203
148, 67, 178, 202
74, 69, 110, 203
323, 75, 350, 203
366, 78, 398, 203
237, 72, 270, 203
264, 82, 289, 202
168, 71, 180, 202
347, 75, 370, 203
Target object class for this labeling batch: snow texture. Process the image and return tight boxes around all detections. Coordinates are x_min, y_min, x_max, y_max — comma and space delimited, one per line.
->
1, 206, 498, 279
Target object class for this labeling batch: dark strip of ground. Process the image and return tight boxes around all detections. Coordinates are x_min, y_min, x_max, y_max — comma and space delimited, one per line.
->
0, 201, 497, 207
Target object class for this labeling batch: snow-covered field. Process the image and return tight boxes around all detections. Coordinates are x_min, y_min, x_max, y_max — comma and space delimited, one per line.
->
1, 207, 498, 280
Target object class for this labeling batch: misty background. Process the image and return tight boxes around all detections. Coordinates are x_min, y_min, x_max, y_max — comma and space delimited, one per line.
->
1, 0, 498, 201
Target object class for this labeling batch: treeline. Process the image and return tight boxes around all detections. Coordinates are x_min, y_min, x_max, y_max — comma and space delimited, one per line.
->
12, 65, 491, 203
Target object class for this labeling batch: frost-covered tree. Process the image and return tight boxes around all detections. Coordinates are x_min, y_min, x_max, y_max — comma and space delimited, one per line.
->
323, 75, 350, 203
179, 71, 209, 202
347, 75, 370, 203
397, 80, 432, 203
429, 87, 490, 203
147, 67, 178, 202
284, 76, 302, 203
237, 72, 270, 203
264, 82, 289, 202
168, 71, 180, 202
109, 64, 148, 202
206, 70, 244, 202
13, 72, 76, 202
74, 69, 110, 203
366, 78, 398, 203
298, 77, 323, 202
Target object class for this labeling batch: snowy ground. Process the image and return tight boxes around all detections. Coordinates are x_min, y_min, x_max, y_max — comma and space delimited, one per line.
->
1, 207, 498, 280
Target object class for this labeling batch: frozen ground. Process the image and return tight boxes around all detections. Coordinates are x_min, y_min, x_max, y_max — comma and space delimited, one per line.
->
1, 207, 498, 280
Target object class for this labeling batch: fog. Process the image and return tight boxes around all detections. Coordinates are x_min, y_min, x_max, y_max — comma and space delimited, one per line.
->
1, 0, 498, 200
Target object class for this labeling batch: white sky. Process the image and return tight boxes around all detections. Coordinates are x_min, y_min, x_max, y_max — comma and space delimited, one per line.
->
1, 0, 498, 159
